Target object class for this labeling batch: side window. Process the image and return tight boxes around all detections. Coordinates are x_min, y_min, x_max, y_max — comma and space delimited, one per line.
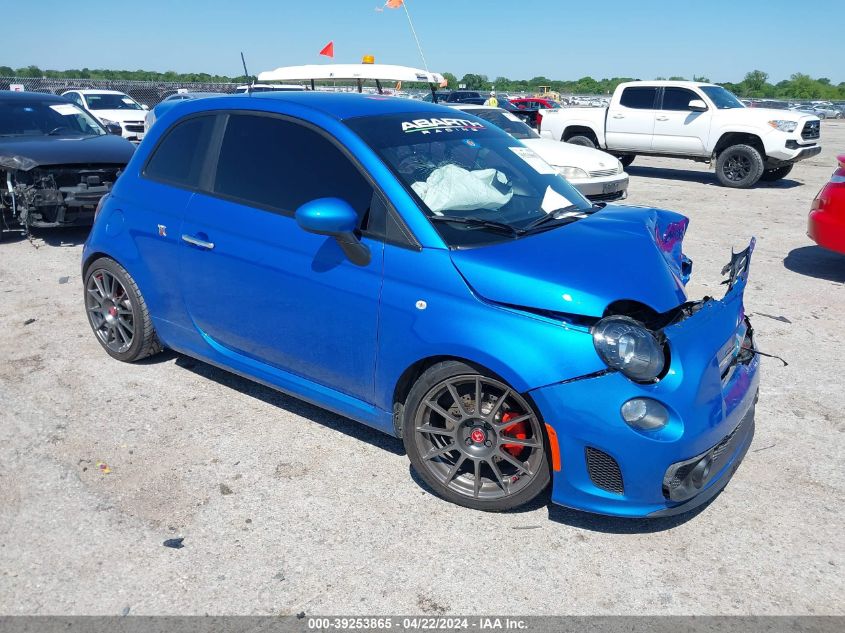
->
662, 88, 700, 111
212, 114, 373, 221
143, 114, 216, 188
619, 87, 658, 110
67, 92, 84, 108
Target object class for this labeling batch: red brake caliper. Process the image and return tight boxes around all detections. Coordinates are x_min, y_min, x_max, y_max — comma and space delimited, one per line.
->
500, 411, 528, 457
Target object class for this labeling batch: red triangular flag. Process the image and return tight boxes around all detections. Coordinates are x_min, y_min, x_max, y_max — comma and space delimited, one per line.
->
319, 41, 334, 58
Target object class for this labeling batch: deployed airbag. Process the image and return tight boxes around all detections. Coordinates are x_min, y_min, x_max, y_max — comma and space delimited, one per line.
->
411, 164, 513, 215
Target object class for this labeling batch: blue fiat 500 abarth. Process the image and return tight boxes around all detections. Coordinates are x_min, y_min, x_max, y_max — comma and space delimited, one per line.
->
82, 93, 759, 516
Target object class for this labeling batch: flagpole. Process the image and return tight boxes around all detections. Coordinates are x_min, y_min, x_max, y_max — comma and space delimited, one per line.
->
402, 1, 428, 71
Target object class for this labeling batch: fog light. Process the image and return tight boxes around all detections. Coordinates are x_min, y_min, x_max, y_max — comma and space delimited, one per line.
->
691, 455, 713, 489
620, 398, 669, 430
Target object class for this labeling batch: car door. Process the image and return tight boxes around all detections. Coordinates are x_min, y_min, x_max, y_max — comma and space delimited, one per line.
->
650, 87, 712, 154
178, 112, 384, 402
605, 86, 658, 151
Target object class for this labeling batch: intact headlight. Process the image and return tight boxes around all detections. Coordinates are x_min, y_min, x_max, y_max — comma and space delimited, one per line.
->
592, 316, 666, 382
100, 118, 120, 127
556, 166, 589, 179
767, 120, 797, 133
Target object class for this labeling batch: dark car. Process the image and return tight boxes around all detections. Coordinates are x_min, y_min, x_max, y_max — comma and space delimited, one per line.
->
424, 90, 485, 105
0, 91, 136, 238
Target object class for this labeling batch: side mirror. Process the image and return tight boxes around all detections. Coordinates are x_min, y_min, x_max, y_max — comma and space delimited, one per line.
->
295, 197, 371, 266
106, 123, 123, 135
688, 99, 708, 112
141, 104, 150, 111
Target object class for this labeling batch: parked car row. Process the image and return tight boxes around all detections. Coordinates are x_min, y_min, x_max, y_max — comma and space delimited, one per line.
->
4, 69, 841, 519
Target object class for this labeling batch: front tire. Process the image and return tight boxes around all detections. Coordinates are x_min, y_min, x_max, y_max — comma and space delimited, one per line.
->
84, 257, 162, 362
715, 144, 765, 188
760, 164, 793, 182
566, 134, 597, 149
616, 154, 635, 168
403, 361, 551, 512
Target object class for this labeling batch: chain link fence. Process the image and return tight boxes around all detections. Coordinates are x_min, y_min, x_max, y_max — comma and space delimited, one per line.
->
1, 77, 241, 107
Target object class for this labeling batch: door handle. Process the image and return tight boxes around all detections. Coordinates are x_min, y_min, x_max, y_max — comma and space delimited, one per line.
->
611, 114, 624, 119
181, 234, 215, 250
656, 116, 669, 121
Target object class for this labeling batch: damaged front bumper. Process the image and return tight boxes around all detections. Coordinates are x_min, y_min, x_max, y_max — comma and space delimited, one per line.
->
533, 240, 761, 518
1, 162, 120, 232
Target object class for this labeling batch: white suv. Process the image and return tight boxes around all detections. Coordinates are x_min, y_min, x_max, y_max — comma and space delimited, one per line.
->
62, 89, 149, 141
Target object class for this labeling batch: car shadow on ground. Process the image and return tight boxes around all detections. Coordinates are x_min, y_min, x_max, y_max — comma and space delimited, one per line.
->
32, 226, 91, 247
784, 245, 845, 283
143, 351, 406, 455
627, 165, 802, 189
409, 464, 712, 532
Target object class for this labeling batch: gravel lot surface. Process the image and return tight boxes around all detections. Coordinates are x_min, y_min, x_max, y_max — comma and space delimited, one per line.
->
1, 122, 843, 616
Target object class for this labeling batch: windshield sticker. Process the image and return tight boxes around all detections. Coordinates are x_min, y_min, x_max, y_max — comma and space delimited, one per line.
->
509, 146, 556, 175
462, 139, 479, 147
49, 104, 79, 116
502, 112, 522, 122
540, 186, 575, 214
401, 117, 485, 134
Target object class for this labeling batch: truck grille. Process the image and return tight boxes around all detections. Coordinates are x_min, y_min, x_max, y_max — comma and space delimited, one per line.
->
801, 120, 820, 140
585, 447, 624, 494
124, 123, 145, 133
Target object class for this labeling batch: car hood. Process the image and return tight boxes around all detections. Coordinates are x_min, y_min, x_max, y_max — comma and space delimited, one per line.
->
0, 134, 136, 170
90, 109, 147, 123
730, 107, 816, 123
449, 205, 691, 318
521, 137, 620, 170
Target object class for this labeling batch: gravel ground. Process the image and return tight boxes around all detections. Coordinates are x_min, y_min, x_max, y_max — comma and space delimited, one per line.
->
1, 122, 843, 616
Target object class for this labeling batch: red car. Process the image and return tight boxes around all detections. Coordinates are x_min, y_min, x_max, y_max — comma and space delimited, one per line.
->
808, 154, 845, 254
510, 97, 562, 110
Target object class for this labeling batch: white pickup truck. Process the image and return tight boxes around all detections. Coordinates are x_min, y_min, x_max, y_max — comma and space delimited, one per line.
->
540, 81, 822, 188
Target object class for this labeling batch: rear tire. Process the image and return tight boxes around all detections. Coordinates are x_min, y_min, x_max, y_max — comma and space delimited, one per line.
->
84, 257, 162, 362
760, 164, 793, 182
403, 361, 551, 512
715, 144, 765, 188
566, 135, 597, 149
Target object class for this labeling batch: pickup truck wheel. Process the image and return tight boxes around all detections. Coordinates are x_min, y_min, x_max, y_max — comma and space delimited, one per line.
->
760, 165, 793, 182
617, 154, 635, 168
715, 144, 765, 188
566, 135, 597, 149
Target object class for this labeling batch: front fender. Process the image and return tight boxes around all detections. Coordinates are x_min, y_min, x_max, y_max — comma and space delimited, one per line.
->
375, 246, 605, 412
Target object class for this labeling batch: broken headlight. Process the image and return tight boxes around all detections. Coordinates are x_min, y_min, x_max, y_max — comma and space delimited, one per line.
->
592, 316, 665, 382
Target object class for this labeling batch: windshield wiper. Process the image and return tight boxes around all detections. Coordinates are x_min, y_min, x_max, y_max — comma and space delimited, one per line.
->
430, 215, 525, 238
523, 203, 603, 233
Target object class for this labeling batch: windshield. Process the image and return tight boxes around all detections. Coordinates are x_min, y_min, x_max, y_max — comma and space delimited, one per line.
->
700, 86, 744, 109
84, 93, 143, 110
0, 99, 107, 137
462, 108, 538, 140
346, 112, 592, 247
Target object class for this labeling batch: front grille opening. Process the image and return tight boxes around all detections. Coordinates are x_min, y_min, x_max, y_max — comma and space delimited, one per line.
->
802, 121, 820, 140
585, 447, 624, 494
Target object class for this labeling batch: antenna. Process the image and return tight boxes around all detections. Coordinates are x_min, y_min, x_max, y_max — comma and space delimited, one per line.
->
240, 52, 252, 96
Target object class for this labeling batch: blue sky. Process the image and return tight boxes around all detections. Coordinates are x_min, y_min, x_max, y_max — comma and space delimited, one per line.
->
2, 0, 839, 83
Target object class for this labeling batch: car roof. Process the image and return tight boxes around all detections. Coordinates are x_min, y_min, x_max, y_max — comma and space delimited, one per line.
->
0, 90, 68, 102
184, 91, 461, 121
616, 80, 717, 89
67, 89, 129, 95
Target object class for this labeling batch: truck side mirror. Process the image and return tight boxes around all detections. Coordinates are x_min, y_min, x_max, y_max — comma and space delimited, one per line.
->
688, 99, 708, 112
